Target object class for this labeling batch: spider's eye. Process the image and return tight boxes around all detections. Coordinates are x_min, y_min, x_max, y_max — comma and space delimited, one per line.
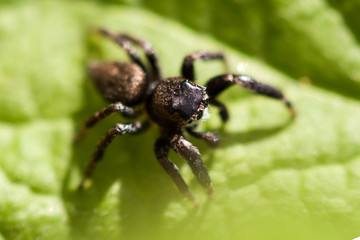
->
170, 81, 204, 120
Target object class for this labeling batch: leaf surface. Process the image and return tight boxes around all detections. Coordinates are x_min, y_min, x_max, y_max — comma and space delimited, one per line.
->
0, 1, 360, 240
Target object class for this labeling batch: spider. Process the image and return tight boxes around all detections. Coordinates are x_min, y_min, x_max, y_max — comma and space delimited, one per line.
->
76, 28, 295, 204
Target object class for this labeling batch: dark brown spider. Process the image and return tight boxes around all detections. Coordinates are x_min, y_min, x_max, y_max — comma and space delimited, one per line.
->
76, 28, 295, 204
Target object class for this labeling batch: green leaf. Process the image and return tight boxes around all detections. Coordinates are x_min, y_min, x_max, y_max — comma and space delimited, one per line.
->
125, 0, 360, 99
0, 1, 360, 240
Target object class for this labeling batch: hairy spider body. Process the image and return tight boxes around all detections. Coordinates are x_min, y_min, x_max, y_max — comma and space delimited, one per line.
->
76, 29, 294, 204
90, 62, 147, 105
146, 77, 209, 127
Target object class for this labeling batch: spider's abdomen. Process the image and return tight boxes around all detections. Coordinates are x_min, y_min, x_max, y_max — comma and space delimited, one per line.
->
89, 62, 147, 106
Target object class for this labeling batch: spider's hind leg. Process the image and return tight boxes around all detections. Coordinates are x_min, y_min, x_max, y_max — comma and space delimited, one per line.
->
78, 120, 150, 190
97, 29, 146, 72
117, 33, 162, 81
74, 102, 141, 143
98, 29, 162, 80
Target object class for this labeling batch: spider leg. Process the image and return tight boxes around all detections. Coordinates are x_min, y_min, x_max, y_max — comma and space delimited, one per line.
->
74, 102, 141, 143
208, 98, 229, 122
116, 33, 162, 81
155, 138, 197, 205
78, 120, 150, 190
181, 51, 228, 81
170, 133, 213, 195
206, 74, 295, 120
185, 127, 220, 147
97, 29, 147, 73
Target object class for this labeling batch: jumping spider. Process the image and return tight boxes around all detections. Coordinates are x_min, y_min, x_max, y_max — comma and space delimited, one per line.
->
76, 29, 295, 204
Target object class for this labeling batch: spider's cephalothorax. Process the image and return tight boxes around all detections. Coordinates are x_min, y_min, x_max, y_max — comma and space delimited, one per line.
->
146, 77, 209, 127
76, 29, 295, 204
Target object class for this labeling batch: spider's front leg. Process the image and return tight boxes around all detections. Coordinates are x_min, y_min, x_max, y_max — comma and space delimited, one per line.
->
155, 138, 197, 205
74, 102, 141, 143
206, 74, 295, 122
78, 120, 150, 190
170, 133, 213, 195
185, 126, 220, 148
181, 51, 228, 81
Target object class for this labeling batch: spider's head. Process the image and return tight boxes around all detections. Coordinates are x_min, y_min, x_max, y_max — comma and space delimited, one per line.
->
149, 77, 209, 127
169, 79, 209, 126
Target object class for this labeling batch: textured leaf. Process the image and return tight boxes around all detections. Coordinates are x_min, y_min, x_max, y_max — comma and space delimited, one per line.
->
0, 1, 360, 240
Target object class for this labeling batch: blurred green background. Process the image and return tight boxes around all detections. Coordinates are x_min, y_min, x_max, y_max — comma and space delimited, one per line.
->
0, 0, 360, 239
